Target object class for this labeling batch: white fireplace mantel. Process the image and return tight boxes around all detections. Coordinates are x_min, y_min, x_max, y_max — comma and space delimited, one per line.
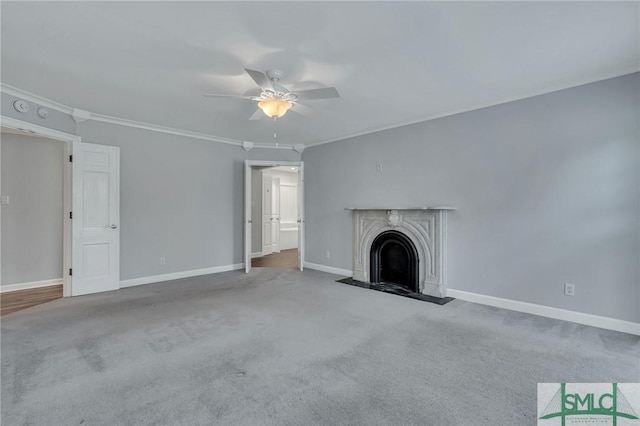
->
348, 207, 454, 297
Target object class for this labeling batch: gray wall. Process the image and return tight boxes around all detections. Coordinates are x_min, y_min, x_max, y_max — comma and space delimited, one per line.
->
1, 133, 64, 285
302, 73, 640, 323
76, 121, 300, 281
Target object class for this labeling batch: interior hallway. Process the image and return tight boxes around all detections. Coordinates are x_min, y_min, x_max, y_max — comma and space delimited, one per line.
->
251, 249, 298, 269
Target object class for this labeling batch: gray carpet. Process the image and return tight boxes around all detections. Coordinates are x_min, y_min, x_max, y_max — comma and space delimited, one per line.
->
2, 268, 638, 425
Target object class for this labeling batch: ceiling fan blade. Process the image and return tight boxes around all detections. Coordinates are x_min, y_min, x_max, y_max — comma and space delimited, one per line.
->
244, 68, 273, 91
203, 94, 254, 99
293, 87, 340, 100
290, 103, 314, 117
248, 108, 264, 120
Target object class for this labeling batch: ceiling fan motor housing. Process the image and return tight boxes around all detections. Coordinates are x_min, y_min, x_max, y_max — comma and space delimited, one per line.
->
266, 69, 289, 95
266, 69, 284, 82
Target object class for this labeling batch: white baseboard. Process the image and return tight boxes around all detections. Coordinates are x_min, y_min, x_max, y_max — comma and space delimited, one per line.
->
1, 278, 63, 293
447, 289, 640, 336
251, 252, 262, 258
304, 262, 351, 277
120, 263, 244, 288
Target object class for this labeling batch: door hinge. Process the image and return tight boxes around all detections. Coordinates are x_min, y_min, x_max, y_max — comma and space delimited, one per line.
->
69, 155, 73, 162
69, 211, 73, 219
69, 268, 73, 276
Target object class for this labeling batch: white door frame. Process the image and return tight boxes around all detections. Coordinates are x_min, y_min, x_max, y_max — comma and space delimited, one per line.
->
0, 115, 80, 297
244, 160, 304, 271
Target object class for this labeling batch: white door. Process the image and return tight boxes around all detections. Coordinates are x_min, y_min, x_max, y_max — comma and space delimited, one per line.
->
244, 161, 251, 273
297, 163, 304, 271
262, 175, 273, 255
271, 177, 280, 253
72, 142, 120, 296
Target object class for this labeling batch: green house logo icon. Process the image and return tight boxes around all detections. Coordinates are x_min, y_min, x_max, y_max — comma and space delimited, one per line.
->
539, 383, 639, 425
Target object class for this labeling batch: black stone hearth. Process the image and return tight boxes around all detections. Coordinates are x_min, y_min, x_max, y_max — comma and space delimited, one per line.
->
370, 230, 419, 292
335, 277, 454, 305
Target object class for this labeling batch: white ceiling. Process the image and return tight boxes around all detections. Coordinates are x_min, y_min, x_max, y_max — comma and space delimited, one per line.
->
1, 2, 638, 146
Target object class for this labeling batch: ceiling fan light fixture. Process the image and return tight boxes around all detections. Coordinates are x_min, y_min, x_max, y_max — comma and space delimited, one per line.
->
258, 98, 292, 118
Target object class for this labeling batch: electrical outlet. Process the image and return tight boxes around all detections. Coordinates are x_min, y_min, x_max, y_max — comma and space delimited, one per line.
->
1, 195, 9, 205
564, 283, 575, 297
376, 163, 382, 173
160, 257, 166, 265
325, 250, 330, 259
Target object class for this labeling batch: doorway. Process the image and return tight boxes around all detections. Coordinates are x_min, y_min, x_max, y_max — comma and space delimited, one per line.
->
1, 115, 120, 298
251, 166, 300, 268
244, 160, 304, 272
0, 127, 66, 313
0, 118, 75, 299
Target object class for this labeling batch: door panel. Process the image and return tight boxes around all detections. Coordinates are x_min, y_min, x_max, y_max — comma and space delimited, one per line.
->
82, 243, 110, 277
83, 172, 109, 225
262, 175, 273, 255
271, 177, 280, 253
72, 142, 119, 296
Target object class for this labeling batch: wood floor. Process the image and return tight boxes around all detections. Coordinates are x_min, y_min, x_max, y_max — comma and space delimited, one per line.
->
1, 285, 63, 316
251, 248, 298, 268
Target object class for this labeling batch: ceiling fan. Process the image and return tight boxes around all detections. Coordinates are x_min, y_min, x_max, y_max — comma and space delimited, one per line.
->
204, 68, 340, 120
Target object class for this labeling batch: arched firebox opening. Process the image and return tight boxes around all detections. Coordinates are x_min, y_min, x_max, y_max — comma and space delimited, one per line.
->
370, 230, 419, 292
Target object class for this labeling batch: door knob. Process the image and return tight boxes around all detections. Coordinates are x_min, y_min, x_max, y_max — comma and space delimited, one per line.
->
108, 224, 117, 229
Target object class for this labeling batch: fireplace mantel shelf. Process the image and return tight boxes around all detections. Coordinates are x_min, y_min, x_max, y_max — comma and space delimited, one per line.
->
345, 207, 456, 211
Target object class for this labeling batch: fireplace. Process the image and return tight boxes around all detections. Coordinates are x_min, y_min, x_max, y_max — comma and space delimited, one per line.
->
348, 207, 454, 297
370, 230, 419, 292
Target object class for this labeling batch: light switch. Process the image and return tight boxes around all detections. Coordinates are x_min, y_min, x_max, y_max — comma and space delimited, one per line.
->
1, 195, 9, 205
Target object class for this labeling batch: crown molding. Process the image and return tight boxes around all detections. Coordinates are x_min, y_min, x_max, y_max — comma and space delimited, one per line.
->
253, 142, 299, 150
304, 67, 640, 149
0, 82, 297, 150
89, 112, 244, 146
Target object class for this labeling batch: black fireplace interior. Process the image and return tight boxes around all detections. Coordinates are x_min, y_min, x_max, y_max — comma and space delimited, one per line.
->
370, 230, 419, 292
